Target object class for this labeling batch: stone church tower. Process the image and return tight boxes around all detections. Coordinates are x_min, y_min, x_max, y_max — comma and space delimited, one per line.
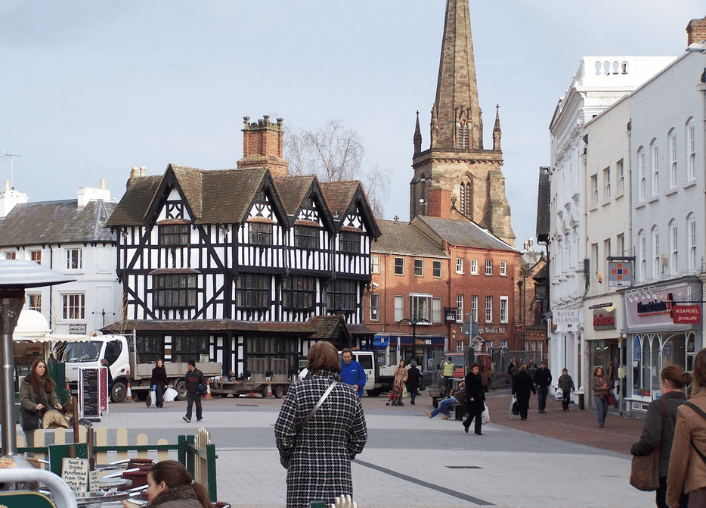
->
410, 0, 515, 247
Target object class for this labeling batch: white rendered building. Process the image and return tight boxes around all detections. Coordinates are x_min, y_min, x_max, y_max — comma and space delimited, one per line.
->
0, 180, 121, 336
547, 55, 674, 397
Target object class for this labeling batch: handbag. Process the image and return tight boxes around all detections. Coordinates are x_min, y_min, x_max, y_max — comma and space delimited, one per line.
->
280, 381, 338, 469
197, 383, 207, 395
21, 408, 41, 431
607, 391, 617, 406
629, 399, 664, 491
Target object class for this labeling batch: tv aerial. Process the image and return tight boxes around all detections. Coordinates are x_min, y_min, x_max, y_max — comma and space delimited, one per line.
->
0, 150, 21, 189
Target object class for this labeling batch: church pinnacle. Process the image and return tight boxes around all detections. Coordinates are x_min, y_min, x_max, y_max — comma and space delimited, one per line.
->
431, 0, 482, 151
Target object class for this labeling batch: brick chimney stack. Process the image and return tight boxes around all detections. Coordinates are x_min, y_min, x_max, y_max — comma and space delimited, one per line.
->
687, 16, 706, 45
237, 115, 289, 177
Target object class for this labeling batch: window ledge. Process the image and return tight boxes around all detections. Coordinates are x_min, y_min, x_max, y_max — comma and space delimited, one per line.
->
665, 189, 678, 197
684, 181, 697, 190
635, 203, 646, 210
648, 196, 659, 204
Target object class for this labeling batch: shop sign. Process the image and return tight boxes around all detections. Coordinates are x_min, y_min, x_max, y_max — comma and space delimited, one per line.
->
608, 261, 632, 287
673, 305, 701, 324
624, 283, 694, 329
593, 307, 616, 330
554, 309, 579, 331
482, 326, 506, 334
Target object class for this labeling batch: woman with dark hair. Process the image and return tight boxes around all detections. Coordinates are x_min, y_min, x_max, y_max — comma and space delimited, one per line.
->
151, 359, 168, 408
513, 363, 535, 421
131, 459, 212, 508
19, 359, 62, 447
275, 341, 367, 508
592, 366, 610, 427
631, 365, 691, 508
667, 349, 706, 507
463, 361, 485, 435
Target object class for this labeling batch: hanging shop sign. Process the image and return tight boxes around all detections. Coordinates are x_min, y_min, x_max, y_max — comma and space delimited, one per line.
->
672, 305, 701, 324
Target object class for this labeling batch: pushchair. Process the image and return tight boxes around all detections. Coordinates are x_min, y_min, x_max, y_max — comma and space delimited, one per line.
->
386, 385, 404, 406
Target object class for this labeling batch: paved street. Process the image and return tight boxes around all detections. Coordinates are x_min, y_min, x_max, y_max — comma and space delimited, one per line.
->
96, 387, 653, 508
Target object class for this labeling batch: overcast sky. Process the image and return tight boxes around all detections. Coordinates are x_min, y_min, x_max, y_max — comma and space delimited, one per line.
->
0, 1, 702, 247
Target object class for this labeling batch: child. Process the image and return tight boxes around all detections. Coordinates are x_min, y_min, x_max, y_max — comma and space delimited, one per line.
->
558, 369, 575, 411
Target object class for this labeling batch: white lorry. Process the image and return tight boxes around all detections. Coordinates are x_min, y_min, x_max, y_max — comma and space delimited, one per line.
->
63, 334, 223, 403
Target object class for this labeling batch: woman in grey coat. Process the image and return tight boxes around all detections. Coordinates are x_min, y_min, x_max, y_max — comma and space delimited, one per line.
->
630, 365, 691, 508
275, 341, 367, 508
19, 358, 61, 447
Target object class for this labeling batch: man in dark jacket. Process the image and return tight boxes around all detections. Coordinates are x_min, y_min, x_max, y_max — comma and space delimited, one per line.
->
534, 361, 552, 413
406, 361, 422, 405
183, 360, 205, 423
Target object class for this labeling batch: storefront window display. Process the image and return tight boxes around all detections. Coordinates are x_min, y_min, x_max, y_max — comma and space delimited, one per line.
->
631, 332, 691, 397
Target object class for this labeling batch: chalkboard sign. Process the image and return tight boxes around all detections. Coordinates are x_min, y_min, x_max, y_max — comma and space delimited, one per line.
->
78, 368, 101, 421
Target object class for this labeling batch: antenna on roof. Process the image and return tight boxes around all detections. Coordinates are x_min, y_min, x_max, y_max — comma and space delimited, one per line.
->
1, 150, 22, 189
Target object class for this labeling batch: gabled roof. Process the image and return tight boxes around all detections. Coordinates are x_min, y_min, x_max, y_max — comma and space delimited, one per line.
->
373, 220, 448, 258
0, 199, 117, 247
107, 165, 289, 227
413, 216, 517, 252
320, 181, 381, 239
273, 175, 336, 230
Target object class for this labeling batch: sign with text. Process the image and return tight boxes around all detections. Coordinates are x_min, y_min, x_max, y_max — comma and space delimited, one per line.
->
593, 307, 616, 330
553, 309, 580, 332
672, 305, 701, 324
62, 458, 89, 492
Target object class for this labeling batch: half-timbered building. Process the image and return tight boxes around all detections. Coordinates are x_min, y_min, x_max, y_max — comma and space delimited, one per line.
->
106, 117, 380, 377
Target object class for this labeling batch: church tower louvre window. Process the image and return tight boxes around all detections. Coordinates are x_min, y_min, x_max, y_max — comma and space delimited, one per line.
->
410, 0, 515, 247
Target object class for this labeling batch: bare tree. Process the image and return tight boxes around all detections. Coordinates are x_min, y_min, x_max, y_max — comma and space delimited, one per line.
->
284, 119, 389, 217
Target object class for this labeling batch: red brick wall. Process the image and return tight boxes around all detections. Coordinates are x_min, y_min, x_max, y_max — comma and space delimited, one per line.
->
687, 17, 706, 45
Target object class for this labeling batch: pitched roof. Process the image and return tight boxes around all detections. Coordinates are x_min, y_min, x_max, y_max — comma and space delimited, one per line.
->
107, 165, 280, 227
320, 181, 381, 239
273, 175, 316, 215
413, 216, 517, 252
372, 220, 448, 258
0, 199, 117, 247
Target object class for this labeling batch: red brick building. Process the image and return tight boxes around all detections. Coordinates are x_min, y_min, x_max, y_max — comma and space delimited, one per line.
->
363, 216, 520, 370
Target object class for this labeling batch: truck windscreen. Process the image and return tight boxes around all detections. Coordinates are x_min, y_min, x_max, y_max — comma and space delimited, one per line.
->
64, 341, 102, 362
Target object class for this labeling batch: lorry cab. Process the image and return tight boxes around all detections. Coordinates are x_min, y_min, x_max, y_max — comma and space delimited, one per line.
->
63, 335, 130, 402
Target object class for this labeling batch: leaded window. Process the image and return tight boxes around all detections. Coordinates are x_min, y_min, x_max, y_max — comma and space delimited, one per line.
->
339, 232, 361, 254
282, 276, 316, 311
159, 224, 190, 246
237, 274, 271, 309
154, 273, 198, 308
327, 279, 357, 313
249, 222, 273, 246
295, 226, 319, 250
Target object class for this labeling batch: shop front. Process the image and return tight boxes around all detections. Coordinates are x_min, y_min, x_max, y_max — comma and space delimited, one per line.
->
622, 279, 702, 414
365, 334, 445, 371
585, 299, 625, 412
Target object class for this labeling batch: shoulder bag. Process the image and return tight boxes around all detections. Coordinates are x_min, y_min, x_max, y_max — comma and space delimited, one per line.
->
683, 401, 706, 465
629, 398, 665, 491
20, 408, 41, 431
280, 381, 338, 469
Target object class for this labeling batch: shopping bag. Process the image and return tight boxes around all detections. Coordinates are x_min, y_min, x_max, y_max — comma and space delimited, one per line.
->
164, 387, 178, 402
555, 387, 563, 400
509, 396, 515, 413
402, 386, 408, 398
629, 450, 660, 491
151, 387, 157, 404
481, 404, 490, 424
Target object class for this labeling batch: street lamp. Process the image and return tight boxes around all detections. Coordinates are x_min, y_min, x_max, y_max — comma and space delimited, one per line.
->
397, 316, 430, 358
0, 260, 73, 456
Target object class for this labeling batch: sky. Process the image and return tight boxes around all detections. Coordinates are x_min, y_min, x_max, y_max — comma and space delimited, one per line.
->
0, 1, 703, 249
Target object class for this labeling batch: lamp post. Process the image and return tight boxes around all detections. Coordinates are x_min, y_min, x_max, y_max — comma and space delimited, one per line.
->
0, 260, 73, 456
397, 317, 430, 361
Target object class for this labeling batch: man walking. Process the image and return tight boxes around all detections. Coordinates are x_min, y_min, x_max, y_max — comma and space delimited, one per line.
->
340, 349, 366, 397
183, 360, 204, 423
534, 361, 552, 413
406, 360, 422, 405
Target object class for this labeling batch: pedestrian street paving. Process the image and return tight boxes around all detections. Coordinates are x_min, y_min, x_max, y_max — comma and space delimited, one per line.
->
93, 401, 655, 508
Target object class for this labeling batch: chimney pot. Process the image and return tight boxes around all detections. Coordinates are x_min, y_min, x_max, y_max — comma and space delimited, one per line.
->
100, 178, 106, 190
140, 166, 146, 177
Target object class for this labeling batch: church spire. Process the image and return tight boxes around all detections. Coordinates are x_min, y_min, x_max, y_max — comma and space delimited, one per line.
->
432, 0, 481, 150
493, 105, 501, 151
413, 111, 422, 155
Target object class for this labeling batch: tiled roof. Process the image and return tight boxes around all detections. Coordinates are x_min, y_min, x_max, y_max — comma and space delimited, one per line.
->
414, 216, 517, 252
319, 181, 359, 217
273, 176, 315, 215
0, 200, 117, 247
108, 165, 272, 226
372, 220, 448, 258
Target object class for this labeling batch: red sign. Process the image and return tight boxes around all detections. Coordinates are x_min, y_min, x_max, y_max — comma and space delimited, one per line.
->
673, 305, 701, 324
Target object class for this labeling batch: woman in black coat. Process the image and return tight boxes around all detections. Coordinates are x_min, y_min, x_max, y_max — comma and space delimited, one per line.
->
513, 364, 536, 420
151, 359, 168, 408
463, 362, 486, 435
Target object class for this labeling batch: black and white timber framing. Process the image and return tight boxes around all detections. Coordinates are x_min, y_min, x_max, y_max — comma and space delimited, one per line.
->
106, 164, 380, 377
